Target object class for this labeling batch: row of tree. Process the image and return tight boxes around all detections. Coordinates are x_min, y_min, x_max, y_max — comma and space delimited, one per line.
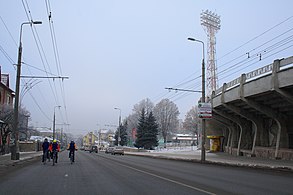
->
114, 98, 200, 149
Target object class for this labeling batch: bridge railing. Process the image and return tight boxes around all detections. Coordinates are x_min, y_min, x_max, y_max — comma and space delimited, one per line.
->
214, 56, 293, 96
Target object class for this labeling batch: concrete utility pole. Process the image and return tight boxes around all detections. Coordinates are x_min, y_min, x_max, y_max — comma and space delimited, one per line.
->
11, 21, 42, 160
187, 37, 206, 162
53, 106, 61, 140
114, 107, 121, 146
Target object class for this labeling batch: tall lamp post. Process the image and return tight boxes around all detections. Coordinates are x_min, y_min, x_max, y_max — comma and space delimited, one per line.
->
11, 21, 42, 160
114, 107, 121, 146
53, 106, 61, 140
187, 37, 206, 162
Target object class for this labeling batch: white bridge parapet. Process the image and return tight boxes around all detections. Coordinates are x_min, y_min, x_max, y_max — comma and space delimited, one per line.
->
214, 56, 293, 96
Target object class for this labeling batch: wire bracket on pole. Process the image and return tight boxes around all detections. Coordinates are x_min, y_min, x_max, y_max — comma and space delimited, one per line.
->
165, 87, 202, 93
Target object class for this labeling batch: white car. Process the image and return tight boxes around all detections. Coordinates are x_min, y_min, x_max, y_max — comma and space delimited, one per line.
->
111, 146, 124, 155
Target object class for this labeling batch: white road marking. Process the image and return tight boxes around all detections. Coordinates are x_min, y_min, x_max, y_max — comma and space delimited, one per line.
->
119, 163, 216, 195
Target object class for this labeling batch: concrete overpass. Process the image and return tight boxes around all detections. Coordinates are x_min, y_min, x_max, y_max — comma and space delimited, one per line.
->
209, 56, 293, 160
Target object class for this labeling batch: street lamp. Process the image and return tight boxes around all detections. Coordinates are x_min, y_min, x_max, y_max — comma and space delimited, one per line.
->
11, 21, 42, 160
53, 106, 61, 140
188, 37, 206, 162
114, 107, 121, 146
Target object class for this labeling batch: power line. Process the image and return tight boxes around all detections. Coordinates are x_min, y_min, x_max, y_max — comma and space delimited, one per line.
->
217, 15, 293, 62
0, 44, 15, 66
0, 15, 18, 47
21, 0, 65, 124
217, 27, 293, 73
165, 87, 202, 93
45, 0, 68, 125
218, 34, 293, 80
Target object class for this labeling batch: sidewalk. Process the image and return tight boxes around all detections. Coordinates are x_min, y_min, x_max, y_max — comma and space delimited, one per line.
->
125, 147, 293, 172
0, 151, 42, 167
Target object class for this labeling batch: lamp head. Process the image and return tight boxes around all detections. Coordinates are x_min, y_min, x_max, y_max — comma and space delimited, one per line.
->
33, 21, 42, 25
187, 37, 196, 41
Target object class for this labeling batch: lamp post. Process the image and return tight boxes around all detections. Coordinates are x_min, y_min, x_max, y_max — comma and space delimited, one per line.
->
188, 37, 206, 162
53, 106, 61, 140
11, 21, 42, 160
114, 107, 121, 146
55, 123, 69, 149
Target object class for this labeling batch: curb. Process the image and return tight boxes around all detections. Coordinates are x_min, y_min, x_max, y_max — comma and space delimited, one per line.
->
125, 152, 293, 173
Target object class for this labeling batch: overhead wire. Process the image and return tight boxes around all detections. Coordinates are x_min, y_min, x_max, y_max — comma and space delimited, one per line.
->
218, 33, 293, 81
224, 42, 293, 79
0, 44, 15, 66
216, 15, 293, 62
1, 6, 52, 117
154, 15, 293, 104
45, 0, 69, 126
0, 15, 18, 47
217, 27, 293, 75
20, 0, 65, 125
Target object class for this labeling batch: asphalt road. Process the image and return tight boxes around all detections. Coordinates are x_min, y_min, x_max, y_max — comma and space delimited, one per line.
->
0, 151, 292, 195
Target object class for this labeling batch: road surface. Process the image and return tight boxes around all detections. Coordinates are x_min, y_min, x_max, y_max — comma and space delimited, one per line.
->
0, 150, 292, 195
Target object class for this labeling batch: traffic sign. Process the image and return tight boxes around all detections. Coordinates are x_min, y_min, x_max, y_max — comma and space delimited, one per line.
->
198, 103, 212, 119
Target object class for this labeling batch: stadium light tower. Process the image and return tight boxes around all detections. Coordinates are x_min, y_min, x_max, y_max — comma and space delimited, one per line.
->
201, 10, 221, 95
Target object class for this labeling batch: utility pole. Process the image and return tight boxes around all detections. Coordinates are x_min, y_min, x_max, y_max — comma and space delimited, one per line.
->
11, 21, 42, 160
53, 106, 61, 140
188, 37, 206, 162
114, 107, 121, 146
201, 57, 206, 162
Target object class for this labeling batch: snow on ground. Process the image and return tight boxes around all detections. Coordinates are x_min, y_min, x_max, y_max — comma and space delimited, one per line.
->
150, 146, 199, 153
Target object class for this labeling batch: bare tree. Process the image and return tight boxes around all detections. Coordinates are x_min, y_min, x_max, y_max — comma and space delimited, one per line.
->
153, 99, 179, 147
183, 106, 199, 136
132, 98, 154, 117
0, 105, 13, 154
127, 98, 154, 132
125, 113, 137, 144
18, 107, 30, 141
0, 105, 31, 154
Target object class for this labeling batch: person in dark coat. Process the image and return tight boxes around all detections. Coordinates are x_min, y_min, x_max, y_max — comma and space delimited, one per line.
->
67, 140, 78, 162
42, 138, 49, 162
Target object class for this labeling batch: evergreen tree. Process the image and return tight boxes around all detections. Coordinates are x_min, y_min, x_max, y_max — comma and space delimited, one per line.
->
144, 111, 159, 149
120, 121, 128, 146
135, 109, 159, 149
114, 121, 128, 146
134, 108, 146, 148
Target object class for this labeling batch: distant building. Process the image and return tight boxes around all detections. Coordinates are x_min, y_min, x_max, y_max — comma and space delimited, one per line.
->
83, 132, 98, 149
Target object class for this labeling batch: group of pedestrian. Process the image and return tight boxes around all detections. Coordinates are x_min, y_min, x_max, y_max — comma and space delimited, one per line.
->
42, 138, 77, 164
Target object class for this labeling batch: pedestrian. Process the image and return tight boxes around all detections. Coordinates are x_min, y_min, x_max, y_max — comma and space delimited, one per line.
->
42, 138, 49, 162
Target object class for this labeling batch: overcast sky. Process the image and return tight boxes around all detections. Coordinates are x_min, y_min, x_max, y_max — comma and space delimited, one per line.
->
1, 0, 292, 135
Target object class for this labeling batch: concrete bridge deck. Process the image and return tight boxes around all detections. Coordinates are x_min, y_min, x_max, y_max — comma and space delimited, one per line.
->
210, 56, 293, 160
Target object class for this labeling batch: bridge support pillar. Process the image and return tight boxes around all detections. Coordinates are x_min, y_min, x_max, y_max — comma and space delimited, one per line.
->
272, 59, 293, 105
213, 114, 234, 153
214, 108, 246, 156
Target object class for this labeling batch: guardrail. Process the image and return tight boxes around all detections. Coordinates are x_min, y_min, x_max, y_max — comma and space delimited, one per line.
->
214, 56, 293, 96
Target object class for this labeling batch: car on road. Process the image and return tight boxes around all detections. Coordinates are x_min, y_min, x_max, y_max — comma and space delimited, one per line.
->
89, 145, 98, 153
111, 146, 124, 155
105, 147, 114, 154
